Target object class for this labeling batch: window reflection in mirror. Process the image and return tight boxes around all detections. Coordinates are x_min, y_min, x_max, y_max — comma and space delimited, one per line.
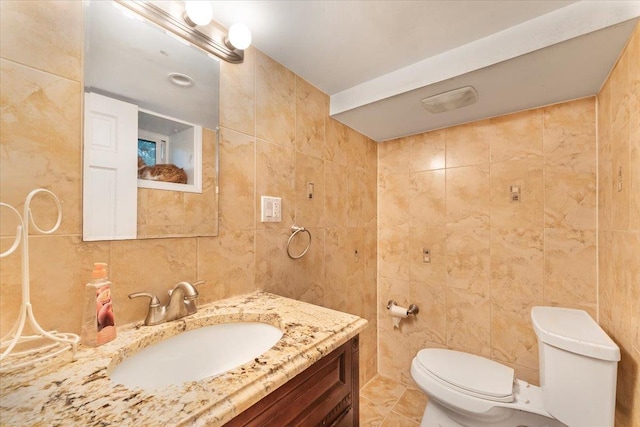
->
83, 0, 219, 240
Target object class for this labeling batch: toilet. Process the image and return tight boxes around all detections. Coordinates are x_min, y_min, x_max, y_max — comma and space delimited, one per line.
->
410, 306, 620, 427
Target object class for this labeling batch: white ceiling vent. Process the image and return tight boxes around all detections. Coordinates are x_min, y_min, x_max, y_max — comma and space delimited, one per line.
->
421, 86, 479, 114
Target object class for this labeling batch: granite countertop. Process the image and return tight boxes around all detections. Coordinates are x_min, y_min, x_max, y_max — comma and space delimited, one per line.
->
0, 292, 367, 426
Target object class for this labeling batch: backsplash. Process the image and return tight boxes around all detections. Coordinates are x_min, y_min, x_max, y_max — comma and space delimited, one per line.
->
0, 1, 377, 385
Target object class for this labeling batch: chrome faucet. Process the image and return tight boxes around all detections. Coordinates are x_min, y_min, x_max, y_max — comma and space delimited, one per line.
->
129, 280, 205, 326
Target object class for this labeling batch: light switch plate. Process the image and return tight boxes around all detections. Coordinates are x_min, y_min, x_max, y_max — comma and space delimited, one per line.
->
261, 196, 282, 222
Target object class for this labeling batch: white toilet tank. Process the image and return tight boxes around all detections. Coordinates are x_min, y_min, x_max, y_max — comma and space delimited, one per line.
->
531, 306, 620, 427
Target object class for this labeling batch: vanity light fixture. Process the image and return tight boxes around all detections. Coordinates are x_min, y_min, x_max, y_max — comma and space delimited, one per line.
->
226, 23, 252, 50
113, 0, 250, 64
184, 1, 213, 26
421, 86, 479, 114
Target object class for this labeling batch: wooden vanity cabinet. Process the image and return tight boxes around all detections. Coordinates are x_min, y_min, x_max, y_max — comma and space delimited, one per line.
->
225, 335, 360, 427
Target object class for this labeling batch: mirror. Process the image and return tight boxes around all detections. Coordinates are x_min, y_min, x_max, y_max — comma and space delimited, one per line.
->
83, 0, 219, 240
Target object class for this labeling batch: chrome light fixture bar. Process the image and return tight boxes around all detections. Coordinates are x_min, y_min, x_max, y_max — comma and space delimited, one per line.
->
114, 0, 245, 64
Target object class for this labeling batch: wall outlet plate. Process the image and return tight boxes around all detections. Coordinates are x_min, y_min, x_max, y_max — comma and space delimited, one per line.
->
261, 196, 282, 222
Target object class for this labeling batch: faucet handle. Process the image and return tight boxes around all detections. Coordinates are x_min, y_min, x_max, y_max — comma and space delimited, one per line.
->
192, 280, 206, 287
128, 292, 165, 326
129, 292, 160, 305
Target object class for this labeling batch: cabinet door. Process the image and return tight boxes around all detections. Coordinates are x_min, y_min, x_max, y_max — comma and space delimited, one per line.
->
226, 337, 359, 427
83, 92, 138, 240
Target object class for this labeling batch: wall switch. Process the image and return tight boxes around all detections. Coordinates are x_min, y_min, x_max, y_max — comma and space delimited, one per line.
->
510, 185, 521, 202
423, 248, 431, 263
261, 196, 282, 222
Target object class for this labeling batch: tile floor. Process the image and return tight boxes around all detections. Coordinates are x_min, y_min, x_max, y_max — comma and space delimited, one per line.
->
359, 375, 428, 427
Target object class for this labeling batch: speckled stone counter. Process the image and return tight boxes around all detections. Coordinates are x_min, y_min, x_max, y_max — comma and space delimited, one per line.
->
0, 292, 367, 426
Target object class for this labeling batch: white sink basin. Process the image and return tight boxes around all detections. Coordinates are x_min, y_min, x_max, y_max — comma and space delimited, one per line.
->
110, 322, 283, 390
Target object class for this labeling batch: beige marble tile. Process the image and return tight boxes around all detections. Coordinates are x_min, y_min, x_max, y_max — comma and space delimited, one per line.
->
410, 169, 446, 227
348, 126, 368, 172
391, 388, 428, 424
490, 228, 544, 302
360, 322, 379, 386
110, 238, 198, 326
0, 0, 82, 82
295, 77, 326, 159
378, 226, 410, 299
598, 230, 615, 324
629, 23, 640, 122
366, 137, 378, 176
599, 132, 613, 231
0, 60, 82, 237
325, 117, 349, 166
364, 166, 378, 229
543, 228, 597, 306
378, 174, 411, 227
445, 120, 490, 167
324, 161, 349, 227
445, 164, 490, 227
324, 227, 350, 313
219, 128, 255, 231
255, 139, 295, 229
361, 375, 407, 409
500, 361, 540, 386
408, 226, 446, 290
295, 153, 325, 228
446, 288, 491, 357
220, 46, 255, 136
611, 231, 640, 345
196, 230, 255, 303
543, 97, 596, 159
543, 100, 596, 229
346, 227, 367, 316
381, 411, 420, 427
490, 298, 541, 370
364, 226, 378, 283
610, 45, 630, 133
406, 226, 447, 345
628, 113, 640, 231
410, 130, 445, 172
490, 158, 544, 228
611, 121, 630, 231
348, 168, 367, 228
255, 51, 295, 147
544, 152, 596, 230
254, 228, 295, 297
598, 78, 613, 144
360, 396, 390, 427
613, 334, 640, 427
490, 108, 543, 163
0, 235, 109, 337
293, 227, 325, 306
446, 227, 490, 295
379, 138, 410, 176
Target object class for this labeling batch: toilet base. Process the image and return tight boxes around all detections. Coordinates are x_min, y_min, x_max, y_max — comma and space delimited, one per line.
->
420, 400, 566, 427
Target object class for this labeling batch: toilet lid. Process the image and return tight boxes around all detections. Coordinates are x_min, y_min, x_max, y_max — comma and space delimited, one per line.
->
415, 349, 515, 402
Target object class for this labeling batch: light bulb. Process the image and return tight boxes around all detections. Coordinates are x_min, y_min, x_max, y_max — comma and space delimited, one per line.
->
184, 1, 213, 26
228, 23, 252, 50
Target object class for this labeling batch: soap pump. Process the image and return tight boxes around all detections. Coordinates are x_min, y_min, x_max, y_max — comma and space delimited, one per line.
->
81, 263, 116, 346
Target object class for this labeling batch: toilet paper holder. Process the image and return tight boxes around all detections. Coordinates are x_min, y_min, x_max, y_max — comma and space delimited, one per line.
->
387, 300, 419, 316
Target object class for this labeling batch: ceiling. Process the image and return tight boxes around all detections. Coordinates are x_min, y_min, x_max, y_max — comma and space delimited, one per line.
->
211, 1, 640, 142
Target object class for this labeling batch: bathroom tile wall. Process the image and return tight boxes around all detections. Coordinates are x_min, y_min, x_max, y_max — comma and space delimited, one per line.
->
598, 21, 640, 427
378, 97, 599, 387
0, 1, 377, 386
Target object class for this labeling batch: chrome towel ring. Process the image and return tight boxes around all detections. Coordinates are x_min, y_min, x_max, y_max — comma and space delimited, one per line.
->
287, 225, 311, 259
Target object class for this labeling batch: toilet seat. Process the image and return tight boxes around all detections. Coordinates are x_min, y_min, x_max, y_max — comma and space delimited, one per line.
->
414, 349, 515, 403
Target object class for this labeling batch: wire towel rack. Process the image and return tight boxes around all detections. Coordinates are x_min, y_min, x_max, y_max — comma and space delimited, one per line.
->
0, 189, 79, 372
286, 225, 311, 259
